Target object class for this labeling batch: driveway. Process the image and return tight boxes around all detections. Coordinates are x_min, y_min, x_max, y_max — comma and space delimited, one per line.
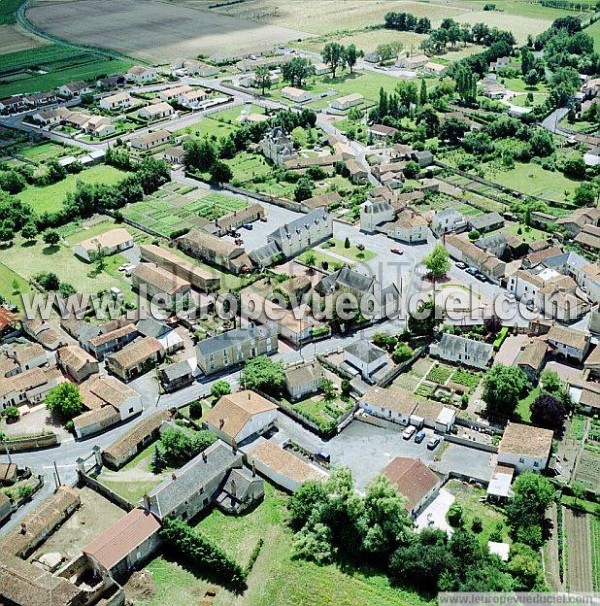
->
415, 487, 455, 534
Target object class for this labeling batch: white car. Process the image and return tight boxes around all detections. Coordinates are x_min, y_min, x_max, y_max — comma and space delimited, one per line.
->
402, 425, 416, 440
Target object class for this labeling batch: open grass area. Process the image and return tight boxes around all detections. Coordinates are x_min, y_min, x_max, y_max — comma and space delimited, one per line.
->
100, 478, 162, 506
16, 164, 128, 214
445, 479, 510, 545
321, 238, 377, 263
297, 248, 350, 271
591, 514, 600, 591
483, 162, 580, 202
173, 115, 236, 139
499, 224, 550, 243
500, 77, 548, 95
587, 19, 600, 51
0, 261, 35, 310
515, 387, 540, 424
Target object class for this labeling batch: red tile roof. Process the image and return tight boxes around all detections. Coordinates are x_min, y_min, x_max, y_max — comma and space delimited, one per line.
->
0, 308, 18, 331
82, 508, 160, 570
382, 457, 440, 511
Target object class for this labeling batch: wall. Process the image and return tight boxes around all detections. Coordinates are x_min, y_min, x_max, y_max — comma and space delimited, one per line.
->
5, 432, 59, 452
78, 470, 134, 510
443, 434, 498, 453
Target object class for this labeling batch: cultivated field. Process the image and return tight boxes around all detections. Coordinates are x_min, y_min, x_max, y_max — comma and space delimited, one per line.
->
456, 10, 554, 43
0, 24, 48, 56
564, 507, 594, 592
28, 0, 311, 63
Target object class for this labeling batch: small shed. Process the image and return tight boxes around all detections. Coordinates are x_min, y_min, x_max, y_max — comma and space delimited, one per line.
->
435, 407, 456, 433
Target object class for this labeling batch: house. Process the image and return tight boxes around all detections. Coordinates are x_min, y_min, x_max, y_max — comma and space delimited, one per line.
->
359, 385, 418, 426
568, 380, 600, 415
177, 59, 219, 77
329, 93, 364, 111
346, 158, 368, 184
556, 207, 600, 235
58, 81, 93, 97
385, 209, 428, 243
163, 146, 186, 164
360, 199, 396, 233
424, 61, 447, 75
368, 124, 399, 139
84, 115, 115, 137
411, 149, 434, 167
546, 324, 590, 362
487, 464, 514, 502
476, 232, 507, 258
106, 337, 164, 381
196, 324, 278, 375
83, 508, 161, 579
138, 102, 174, 121
284, 362, 324, 400
396, 54, 429, 69
178, 89, 208, 108
246, 440, 327, 492
530, 211, 556, 229
136, 318, 183, 355
158, 84, 193, 101
131, 263, 191, 309
489, 56, 510, 71
284, 153, 342, 172
140, 244, 220, 292
73, 405, 121, 439
204, 390, 278, 446
431, 208, 467, 236
498, 422, 553, 472
0, 95, 30, 113
97, 74, 126, 89
56, 345, 99, 382
299, 191, 342, 213
141, 440, 243, 520
0, 492, 11, 525
0, 343, 48, 377
23, 319, 66, 350
574, 224, 600, 252
31, 106, 71, 126
382, 457, 442, 517
73, 228, 133, 262
445, 235, 506, 283
158, 360, 194, 393
216, 467, 265, 514
177, 230, 251, 274
479, 75, 506, 99
127, 65, 158, 84
102, 409, 171, 469
85, 323, 138, 361
281, 86, 311, 103
80, 374, 143, 420
430, 333, 493, 370
260, 126, 297, 165
467, 212, 504, 234
99, 92, 134, 111
130, 130, 171, 151
0, 367, 64, 410
267, 209, 333, 259
343, 339, 390, 382
0, 462, 19, 485
216, 203, 266, 235
515, 339, 548, 382
63, 111, 92, 129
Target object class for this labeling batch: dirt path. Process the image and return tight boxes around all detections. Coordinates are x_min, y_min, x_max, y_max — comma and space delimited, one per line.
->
564, 507, 593, 592
543, 503, 563, 592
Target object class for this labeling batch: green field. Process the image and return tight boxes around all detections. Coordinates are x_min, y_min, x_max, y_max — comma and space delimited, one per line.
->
0, 261, 35, 310
587, 19, 600, 50
591, 514, 600, 591
0, 0, 22, 25
322, 238, 377, 263
16, 164, 128, 214
173, 116, 236, 139
515, 387, 540, 423
122, 184, 247, 237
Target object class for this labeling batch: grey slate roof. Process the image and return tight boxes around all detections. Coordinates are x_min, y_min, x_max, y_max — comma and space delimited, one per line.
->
344, 340, 387, 364
476, 232, 506, 251
316, 266, 375, 295
437, 333, 493, 365
137, 318, 170, 339
196, 324, 277, 357
468, 212, 503, 231
160, 360, 192, 382
144, 440, 241, 519
249, 241, 281, 266
268, 209, 329, 243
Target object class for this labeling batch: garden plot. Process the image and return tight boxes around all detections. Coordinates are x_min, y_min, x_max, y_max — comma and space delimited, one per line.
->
122, 185, 248, 237
564, 507, 594, 592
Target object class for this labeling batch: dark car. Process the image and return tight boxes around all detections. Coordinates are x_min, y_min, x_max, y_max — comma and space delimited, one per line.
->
414, 430, 426, 444
465, 267, 478, 276
314, 450, 331, 464
427, 436, 441, 450
243, 224, 253, 230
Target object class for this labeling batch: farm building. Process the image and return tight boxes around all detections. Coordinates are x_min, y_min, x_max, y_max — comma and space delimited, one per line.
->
73, 228, 134, 263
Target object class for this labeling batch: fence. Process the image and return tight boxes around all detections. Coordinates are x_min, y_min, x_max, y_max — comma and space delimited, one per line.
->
443, 434, 498, 453
220, 183, 303, 213
4, 432, 59, 452
78, 470, 134, 511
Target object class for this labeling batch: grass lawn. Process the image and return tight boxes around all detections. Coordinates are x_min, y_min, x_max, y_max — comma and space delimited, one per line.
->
500, 224, 551, 243
173, 115, 236, 139
445, 479, 509, 545
182, 482, 430, 606
297, 248, 351, 271
322, 238, 376, 262
16, 164, 128, 214
483, 162, 580, 203
16, 141, 78, 164
227, 151, 272, 182
515, 387, 540, 424
0, 261, 35, 310
587, 18, 600, 51
501, 77, 548, 95
100, 478, 162, 506
510, 92, 549, 108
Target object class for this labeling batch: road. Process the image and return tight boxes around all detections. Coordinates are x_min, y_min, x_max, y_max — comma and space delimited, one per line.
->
542, 107, 569, 135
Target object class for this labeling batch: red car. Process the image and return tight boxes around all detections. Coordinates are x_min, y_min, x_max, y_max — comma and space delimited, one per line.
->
390, 248, 404, 255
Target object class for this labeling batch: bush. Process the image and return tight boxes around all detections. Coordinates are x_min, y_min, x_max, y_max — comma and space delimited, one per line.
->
161, 518, 247, 588
4, 406, 20, 422
189, 400, 203, 419
447, 502, 464, 527
472, 517, 483, 533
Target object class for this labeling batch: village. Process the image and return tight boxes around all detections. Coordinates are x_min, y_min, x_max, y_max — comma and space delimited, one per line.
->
0, 0, 599, 604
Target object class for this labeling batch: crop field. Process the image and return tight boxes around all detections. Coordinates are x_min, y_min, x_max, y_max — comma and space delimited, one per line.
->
16, 164, 128, 214
0, 24, 48, 56
28, 0, 311, 63
592, 515, 600, 591
457, 10, 555, 43
587, 19, 600, 50
122, 184, 247, 237
564, 507, 594, 592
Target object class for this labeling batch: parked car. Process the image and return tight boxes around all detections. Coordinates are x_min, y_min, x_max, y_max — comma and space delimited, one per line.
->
243, 224, 253, 230
455, 261, 467, 270
402, 425, 416, 440
414, 430, 426, 444
314, 450, 330, 464
474, 272, 487, 282
427, 436, 441, 450
465, 267, 478, 276
390, 248, 404, 255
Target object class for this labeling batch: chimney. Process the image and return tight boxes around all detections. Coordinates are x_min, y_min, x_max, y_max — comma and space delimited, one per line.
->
202, 451, 207, 463
230, 478, 237, 497
142, 493, 150, 510
232, 439, 238, 455
20, 523, 26, 535
247, 392, 251, 400
171, 472, 177, 481
251, 462, 256, 478
219, 418, 225, 430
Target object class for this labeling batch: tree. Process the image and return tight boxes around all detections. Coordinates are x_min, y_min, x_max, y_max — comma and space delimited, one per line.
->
419, 79, 428, 105
151, 445, 167, 473
42, 230, 60, 247
46, 383, 83, 421
529, 129, 555, 157
184, 137, 216, 172
524, 69, 540, 87
408, 299, 444, 337
403, 160, 420, 179
321, 378, 337, 402
322, 42, 346, 78
507, 543, 544, 591
211, 380, 231, 399
447, 502, 464, 527
160, 428, 191, 466
392, 343, 413, 363
294, 176, 313, 202
454, 63, 478, 104
521, 47, 535, 76
530, 394, 567, 432
4, 406, 20, 422
219, 136, 237, 159
571, 482, 585, 506
482, 364, 529, 417
35, 271, 60, 291
190, 430, 217, 455
573, 182, 597, 207
242, 355, 285, 396
282, 57, 315, 87
189, 399, 203, 419
417, 105, 439, 138
346, 44, 358, 73
424, 244, 450, 279
254, 65, 272, 95
209, 160, 232, 184
468, 229, 481, 241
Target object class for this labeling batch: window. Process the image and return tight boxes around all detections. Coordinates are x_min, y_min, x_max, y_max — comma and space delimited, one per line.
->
129, 407, 134, 414
519, 457, 525, 463
533, 461, 539, 468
